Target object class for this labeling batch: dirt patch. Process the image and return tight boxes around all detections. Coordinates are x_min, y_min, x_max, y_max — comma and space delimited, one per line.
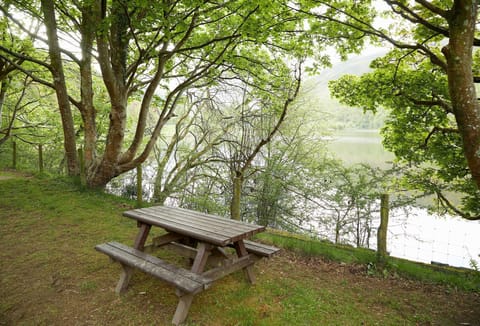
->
0, 170, 32, 180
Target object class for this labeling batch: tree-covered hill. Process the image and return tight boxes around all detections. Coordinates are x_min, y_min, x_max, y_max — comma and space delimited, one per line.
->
304, 50, 389, 131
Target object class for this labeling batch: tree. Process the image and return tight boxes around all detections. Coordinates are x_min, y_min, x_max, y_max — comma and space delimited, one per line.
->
0, 13, 66, 171
296, 0, 480, 218
214, 63, 302, 220
151, 90, 225, 205
330, 48, 480, 218
2, 0, 308, 188
0, 6, 37, 145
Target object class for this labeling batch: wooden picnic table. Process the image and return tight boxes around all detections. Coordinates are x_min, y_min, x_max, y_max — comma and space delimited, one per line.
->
96, 205, 279, 325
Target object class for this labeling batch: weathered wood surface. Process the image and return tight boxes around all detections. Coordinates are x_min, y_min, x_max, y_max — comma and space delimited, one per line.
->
115, 223, 151, 294
95, 242, 211, 294
234, 240, 256, 284
123, 206, 265, 246
202, 255, 258, 281
99, 206, 274, 325
243, 240, 280, 258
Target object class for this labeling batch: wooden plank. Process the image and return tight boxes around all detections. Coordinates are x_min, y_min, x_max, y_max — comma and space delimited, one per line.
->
116, 223, 152, 293
124, 210, 231, 246
125, 206, 264, 235
202, 255, 259, 281
162, 242, 231, 267
133, 223, 151, 250
172, 293, 194, 326
150, 206, 263, 231
243, 240, 280, 258
164, 242, 198, 259
123, 207, 265, 246
95, 242, 211, 293
151, 232, 185, 247
191, 243, 211, 273
130, 207, 255, 236
143, 233, 185, 254
171, 241, 213, 326
234, 240, 256, 284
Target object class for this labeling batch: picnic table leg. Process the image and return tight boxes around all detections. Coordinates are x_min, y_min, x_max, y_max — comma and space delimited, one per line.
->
115, 223, 151, 294
234, 240, 256, 284
172, 242, 212, 325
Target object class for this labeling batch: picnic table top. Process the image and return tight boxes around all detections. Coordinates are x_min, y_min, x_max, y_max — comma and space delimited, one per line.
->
123, 206, 266, 247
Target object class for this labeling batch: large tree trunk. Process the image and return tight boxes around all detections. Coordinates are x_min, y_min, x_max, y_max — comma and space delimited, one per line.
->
443, 1, 480, 189
40, 0, 78, 176
85, 0, 129, 188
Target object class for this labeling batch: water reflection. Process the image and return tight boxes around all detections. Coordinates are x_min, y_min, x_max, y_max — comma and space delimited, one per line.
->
327, 129, 480, 269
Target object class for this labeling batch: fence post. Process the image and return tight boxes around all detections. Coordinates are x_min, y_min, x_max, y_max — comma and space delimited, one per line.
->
12, 141, 17, 170
136, 164, 143, 207
377, 193, 389, 265
38, 144, 44, 173
77, 147, 86, 187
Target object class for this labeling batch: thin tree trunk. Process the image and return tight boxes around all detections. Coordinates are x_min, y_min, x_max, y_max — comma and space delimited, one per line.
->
0, 79, 8, 145
377, 194, 389, 264
230, 173, 243, 221
0, 79, 7, 128
335, 219, 340, 244
40, 0, 78, 176
136, 164, 143, 207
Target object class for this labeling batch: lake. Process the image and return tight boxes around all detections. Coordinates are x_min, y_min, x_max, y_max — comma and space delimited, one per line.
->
327, 129, 480, 269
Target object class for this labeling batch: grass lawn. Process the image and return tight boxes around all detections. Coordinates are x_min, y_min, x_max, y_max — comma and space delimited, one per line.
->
1, 171, 479, 325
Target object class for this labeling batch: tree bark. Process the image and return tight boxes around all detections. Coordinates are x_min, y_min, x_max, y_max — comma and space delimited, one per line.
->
40, 0, 78, 176
79, 3, 97, 168
230, 173, 244, 221
442, 1, 480, 188
0, 79, 6, 128
377, 194, 389, 264
87, 0, 129, 188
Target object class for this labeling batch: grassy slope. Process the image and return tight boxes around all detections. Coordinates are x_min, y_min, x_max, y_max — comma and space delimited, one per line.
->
1, 172, 479, 325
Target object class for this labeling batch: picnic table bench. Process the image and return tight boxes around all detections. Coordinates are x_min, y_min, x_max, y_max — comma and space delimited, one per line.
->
95, 205, 279, 325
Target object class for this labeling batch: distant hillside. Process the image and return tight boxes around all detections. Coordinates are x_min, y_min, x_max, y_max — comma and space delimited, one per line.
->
302, 49, 389, 131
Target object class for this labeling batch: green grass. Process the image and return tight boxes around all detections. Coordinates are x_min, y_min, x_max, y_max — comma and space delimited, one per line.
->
1, 172, 479, 325
255, 230, 480, 292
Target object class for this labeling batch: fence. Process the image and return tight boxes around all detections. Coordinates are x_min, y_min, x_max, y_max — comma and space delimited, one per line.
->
385, 208, 480, 269
2, 140, 54, 173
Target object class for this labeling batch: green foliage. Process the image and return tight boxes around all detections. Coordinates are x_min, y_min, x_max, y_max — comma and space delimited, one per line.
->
329, 50, 480, 217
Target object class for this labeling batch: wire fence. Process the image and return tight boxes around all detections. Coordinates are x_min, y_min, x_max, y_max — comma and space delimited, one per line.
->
0, 139, 65, 174
385, 207, 480, 269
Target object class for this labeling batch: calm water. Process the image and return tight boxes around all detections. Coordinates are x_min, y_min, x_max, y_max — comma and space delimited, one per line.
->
327, 129, 480, 269
326, 129, 394, 168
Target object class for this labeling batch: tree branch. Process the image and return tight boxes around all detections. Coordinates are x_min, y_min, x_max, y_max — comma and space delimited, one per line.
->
423, 126, 458, 148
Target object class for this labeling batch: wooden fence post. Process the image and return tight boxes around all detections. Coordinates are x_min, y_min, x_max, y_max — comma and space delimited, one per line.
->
77, 147, 86, 187
136, 164, 143, 207
377, 194, 389, 265
38, 144, 44, 173
12, 141, 17, 170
